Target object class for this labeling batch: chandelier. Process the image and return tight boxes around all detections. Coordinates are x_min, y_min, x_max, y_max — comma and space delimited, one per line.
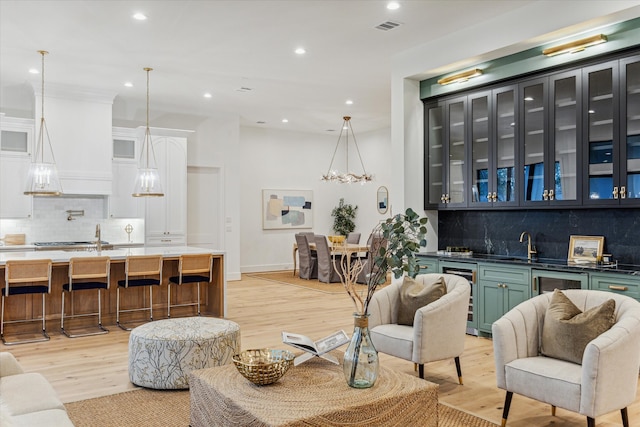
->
24, 50, 63, 196
321, 116, 373, 184
132, 67, 164, 197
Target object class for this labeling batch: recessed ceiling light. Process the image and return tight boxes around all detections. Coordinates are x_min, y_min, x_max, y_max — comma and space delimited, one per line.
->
124, 82, 133, 87
295, 47, 306, 55
387, 2, 400, 10
282, 119, 289, 123
28, 68, 39, 74
203, 93, 212, 98
345, 100, 353, 105
133, 12, 147, 21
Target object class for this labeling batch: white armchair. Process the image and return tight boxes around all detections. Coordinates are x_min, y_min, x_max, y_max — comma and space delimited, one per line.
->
368, 273, 471, 383
492, 289, 640, 427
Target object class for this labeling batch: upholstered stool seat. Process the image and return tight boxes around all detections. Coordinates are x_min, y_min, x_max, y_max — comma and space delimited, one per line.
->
128, 316, 241, 389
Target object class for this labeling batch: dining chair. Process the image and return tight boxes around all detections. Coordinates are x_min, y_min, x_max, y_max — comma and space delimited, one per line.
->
346, 232, 361, 244
61, 256, 111, 337
116, 255, 163, 330
295, 233, 318, 279
314, 235, 345, 283
357, 232, 387, 284
167, 253, 213, 318
2, 259, 53, 345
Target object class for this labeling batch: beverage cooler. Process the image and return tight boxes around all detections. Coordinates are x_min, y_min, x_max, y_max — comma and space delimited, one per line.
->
440, 261, 478, 336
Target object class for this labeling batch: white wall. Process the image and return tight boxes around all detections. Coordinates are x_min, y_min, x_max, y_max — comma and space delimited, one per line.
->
238, 125, 392, 273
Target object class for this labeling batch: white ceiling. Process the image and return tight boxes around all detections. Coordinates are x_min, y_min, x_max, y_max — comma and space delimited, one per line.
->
0, 1, 636, 134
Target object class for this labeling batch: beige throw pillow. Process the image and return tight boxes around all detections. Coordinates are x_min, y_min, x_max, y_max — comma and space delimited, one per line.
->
397, 275, 447, 326
541, 289, 616, 364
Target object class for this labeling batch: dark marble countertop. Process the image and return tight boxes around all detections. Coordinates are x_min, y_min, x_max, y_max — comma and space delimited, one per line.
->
418, 252, 640, 276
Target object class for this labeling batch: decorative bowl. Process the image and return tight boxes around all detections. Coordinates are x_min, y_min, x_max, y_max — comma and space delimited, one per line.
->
328, 235, 346, 244
232, 349, 295, 385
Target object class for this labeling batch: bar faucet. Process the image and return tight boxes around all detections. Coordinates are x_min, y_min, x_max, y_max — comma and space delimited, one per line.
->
95, 224, 102, 252
519, 231, 537, 262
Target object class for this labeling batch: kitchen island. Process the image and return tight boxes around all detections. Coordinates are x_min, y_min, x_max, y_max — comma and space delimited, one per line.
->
0, 246, 226, 336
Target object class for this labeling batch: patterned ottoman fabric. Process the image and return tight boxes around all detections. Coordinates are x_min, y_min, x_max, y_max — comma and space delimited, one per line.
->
128, 317, 241, 389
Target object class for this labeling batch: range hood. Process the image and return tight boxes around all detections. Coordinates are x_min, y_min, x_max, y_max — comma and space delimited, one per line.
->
33, 83, 116, 195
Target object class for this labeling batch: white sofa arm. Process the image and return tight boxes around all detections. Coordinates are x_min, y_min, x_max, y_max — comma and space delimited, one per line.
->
0, 352, 24, 377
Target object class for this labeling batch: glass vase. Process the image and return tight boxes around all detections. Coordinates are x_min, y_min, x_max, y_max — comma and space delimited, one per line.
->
343, 313, 379, 388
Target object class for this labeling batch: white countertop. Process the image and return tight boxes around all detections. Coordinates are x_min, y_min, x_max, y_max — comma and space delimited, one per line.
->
0, 246, 225, 265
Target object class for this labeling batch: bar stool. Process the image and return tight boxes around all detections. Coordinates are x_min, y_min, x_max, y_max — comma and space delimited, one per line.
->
1, 259, 52, 345
117, 255, 163, 331
167, 253, 213, 318
61, 256, 110, 338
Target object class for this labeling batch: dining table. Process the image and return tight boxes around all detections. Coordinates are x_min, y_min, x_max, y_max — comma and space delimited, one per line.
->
292, 241, 369, 277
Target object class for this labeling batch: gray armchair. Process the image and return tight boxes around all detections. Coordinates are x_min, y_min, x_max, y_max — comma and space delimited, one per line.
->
492, 289, 640, 427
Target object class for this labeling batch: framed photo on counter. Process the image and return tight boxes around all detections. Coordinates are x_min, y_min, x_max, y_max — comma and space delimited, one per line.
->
568, 235, 604, 263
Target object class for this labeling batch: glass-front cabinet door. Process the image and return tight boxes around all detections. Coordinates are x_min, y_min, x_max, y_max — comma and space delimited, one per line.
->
583, 61, 619, 205
549, 71, 581, 206
424, 102, 444, 208
621, 55, 640, 206
493, 87, 517, 206
521, 78, 547, 205
446, 97, 467, 207
469, 91, 491, 207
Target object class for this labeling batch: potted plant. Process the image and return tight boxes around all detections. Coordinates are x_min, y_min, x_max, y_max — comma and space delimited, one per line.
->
331, 198, 358, 236
339, 207, 428, 388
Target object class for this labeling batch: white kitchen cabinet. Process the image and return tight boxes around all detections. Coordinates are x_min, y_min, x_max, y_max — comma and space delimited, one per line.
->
145, 130, 190, 246
0, 116, 34, 218
109, 127, 143, 218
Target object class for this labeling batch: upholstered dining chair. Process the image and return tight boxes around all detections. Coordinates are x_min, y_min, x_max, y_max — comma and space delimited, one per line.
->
314, 235, 345, 283
346, 232, 361, 244
492, 289, 640, 427
356, 232, 387, 284
295, 233, 317, 280
368, 273, 470, 383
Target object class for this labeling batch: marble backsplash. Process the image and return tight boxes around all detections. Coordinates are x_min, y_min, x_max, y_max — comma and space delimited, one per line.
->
438, 208, 640, 265
0, 196, 145, 245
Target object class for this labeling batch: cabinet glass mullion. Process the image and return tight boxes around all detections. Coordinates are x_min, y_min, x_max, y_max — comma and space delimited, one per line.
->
584, 62, 618, 203
425, 104, 444, 207
551, 71, 580, 204
623, 57, 640, 202
494, 88, 516, 204
522, 81, 546, 203
448, 100, 466, 205
470, 92, 490, 206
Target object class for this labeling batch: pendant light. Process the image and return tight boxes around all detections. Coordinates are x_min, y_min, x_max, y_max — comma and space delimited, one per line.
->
321, 116, 373, 184
24, 50, 63, 196
132, 67, 164, 197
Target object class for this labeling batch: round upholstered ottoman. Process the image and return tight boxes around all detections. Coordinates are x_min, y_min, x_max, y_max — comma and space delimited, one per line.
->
128, 316, 241, 389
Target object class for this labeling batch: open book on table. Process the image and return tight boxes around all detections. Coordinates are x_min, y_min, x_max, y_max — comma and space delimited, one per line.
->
281, 330, 350, 366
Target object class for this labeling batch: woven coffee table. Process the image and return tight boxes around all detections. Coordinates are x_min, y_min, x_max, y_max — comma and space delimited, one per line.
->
189, 352, 438, 426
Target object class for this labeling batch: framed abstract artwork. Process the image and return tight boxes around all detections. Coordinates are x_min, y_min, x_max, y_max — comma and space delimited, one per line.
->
262, 189, 313, 230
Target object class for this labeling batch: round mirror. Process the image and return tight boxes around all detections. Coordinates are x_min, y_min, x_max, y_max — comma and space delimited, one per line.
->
376, 186, 389, 214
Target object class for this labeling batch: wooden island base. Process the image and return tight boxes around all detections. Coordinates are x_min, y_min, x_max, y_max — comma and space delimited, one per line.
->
0, 248, 225, 337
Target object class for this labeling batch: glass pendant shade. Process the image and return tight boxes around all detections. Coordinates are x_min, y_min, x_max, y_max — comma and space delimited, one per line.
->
321, 116, 373, 184
132, 67, 164, 197
24, 50, 63, 196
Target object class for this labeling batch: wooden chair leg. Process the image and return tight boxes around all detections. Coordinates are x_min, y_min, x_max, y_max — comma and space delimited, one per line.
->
587, 417, 595, 427
454, 356, 463, 385
500, 391, 513, 427
418, 364, 424, 379
621, 407, 629, 427
551, 405, 556, 416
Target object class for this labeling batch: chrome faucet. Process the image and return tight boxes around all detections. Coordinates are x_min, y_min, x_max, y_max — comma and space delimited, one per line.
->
519, 231, 537, 262
95, 224, 102, 252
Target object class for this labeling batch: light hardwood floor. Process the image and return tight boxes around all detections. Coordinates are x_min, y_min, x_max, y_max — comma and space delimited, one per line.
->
3, 275, 638, 426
